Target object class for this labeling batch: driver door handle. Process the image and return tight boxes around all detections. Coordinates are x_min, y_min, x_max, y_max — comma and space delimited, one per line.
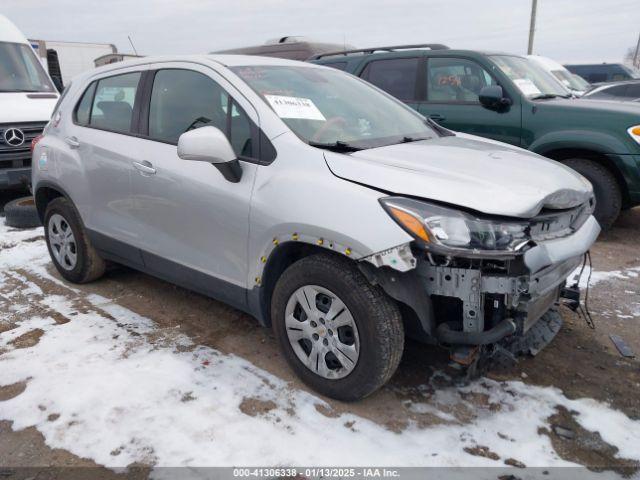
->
133, 160, 156, 175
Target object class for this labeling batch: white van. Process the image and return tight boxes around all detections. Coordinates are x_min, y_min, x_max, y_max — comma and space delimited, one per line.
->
527, 55, 591, 96
0, 14, 58, 189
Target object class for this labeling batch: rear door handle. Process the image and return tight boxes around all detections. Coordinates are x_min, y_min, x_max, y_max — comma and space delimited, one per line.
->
65, 136, 80, 148
429, 114, 446, 122
132, 160, 156, 175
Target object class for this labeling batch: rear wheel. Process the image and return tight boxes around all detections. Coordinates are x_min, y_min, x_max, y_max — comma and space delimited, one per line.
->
271, 254, 404, 401
563, 158, 621, 230
44, 197, 106, 283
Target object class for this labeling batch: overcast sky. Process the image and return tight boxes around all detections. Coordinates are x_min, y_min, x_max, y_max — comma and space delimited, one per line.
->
3, 0, 639, 63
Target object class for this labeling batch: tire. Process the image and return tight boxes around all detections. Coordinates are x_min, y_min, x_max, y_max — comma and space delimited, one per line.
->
563, 158, 621, 230
271, 253, 404, 401
44, 197, 106, 283
3, 196, 41, 229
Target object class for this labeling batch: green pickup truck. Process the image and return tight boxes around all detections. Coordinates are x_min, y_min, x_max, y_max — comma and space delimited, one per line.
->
311, 45, 640, 229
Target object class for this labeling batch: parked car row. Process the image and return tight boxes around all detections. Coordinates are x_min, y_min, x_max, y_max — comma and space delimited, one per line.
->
0, 16, 636, 400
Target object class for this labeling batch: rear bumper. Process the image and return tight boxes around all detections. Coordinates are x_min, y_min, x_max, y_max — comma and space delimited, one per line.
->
0, 167, 31, 189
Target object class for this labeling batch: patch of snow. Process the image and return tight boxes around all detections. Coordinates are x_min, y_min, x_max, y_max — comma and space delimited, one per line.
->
1, 216, 639, 473
569, 264, 640, 289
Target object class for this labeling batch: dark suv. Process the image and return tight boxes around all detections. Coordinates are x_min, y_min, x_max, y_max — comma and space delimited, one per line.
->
311, 45, 640, 229
565, 63, 640, 84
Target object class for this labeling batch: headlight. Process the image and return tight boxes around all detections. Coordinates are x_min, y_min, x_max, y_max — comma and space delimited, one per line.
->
380, 197, 530, 255
628, 125, 640, 145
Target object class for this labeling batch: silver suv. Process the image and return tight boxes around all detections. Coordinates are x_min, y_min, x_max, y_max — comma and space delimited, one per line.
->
32, 55, 600, 401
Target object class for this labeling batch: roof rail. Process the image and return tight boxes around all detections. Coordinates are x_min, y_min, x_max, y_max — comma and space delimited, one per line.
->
308, 43, 449, 60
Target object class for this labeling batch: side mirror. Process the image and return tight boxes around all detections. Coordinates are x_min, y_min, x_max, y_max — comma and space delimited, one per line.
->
479, 85, 511, 110
177, 126, 242, 182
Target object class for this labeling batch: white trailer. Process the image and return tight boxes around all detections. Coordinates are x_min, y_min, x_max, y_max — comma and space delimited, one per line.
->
30, 40, 116, 86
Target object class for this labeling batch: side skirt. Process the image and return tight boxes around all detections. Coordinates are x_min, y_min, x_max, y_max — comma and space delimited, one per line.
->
87, 229, 257, 320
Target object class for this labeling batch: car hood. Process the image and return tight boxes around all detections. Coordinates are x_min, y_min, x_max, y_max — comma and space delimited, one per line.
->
536, 96, 640, 116
0, 92, 57, 123
324, 134, 593, 218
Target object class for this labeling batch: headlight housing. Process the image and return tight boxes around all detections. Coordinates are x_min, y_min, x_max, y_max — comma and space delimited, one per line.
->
380, 197, 530, 255
628, 125, 640, 145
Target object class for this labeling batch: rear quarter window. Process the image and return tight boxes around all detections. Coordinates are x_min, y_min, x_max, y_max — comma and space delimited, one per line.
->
360, 58, 420, 102
74, 82, 96, 125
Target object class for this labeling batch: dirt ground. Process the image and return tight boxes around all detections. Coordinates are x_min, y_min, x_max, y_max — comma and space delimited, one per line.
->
0, 189, 639, 477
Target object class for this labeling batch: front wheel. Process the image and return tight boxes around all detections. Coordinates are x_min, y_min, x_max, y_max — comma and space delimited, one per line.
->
563, 158, 622, 230
271, 254, 404, 401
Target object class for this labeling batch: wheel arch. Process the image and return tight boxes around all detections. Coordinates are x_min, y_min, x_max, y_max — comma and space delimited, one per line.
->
540, 147, 629, 207
34, 181, 72, 223
253, 241, 349, 327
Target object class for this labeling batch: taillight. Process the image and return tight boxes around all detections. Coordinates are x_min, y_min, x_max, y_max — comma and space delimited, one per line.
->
31, 134, 44, 154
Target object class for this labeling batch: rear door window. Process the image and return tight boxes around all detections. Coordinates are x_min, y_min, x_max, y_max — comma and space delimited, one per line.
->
88, 72, 141, 133
360, 58, 420, 102
147, 69, 255, 158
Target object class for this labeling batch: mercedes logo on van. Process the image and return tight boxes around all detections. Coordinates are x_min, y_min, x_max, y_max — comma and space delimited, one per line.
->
3, 128, 26, 147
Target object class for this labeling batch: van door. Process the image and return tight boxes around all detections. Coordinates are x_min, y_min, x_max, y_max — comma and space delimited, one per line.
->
417, 57, 522, 146
129, 64, 259, 306
62, 69, 146, 262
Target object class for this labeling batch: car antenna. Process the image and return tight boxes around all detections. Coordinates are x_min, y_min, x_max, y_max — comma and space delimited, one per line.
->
128, 35, 139, 56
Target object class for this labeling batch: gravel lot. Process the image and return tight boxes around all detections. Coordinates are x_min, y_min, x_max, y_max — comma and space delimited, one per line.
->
0, 190, 639, 477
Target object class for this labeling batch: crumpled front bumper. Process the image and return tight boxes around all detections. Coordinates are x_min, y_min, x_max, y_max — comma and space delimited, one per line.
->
524, 215, 601, 273
424, 215, 600, 346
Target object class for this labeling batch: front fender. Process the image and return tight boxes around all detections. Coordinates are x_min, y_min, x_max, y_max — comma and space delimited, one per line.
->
248, 224, 413, 289
530, 130, 631, 157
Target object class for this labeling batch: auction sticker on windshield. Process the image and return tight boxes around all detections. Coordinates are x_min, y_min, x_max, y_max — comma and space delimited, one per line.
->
513, 78, 541, 96
264, 95, 326, 121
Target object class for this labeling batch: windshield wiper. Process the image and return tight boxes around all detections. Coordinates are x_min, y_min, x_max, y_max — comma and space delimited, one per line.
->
308, 140, 362, 152
530, 93, 571, 100
425, 117, 455, 137
400, 135, 433, 143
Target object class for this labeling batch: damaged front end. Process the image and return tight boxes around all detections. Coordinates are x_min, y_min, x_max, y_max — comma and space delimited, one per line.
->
361, 195, 601, 368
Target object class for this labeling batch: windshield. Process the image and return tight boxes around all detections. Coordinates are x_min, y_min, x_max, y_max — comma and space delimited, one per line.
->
0, 41, 55, 93
551, 68, 590, 92
622, 65, 640, 79
232, 65, 437, 149
491, 55, 570, 98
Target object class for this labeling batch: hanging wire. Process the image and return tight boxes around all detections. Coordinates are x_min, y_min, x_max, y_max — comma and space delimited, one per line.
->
570, 251, 595, 329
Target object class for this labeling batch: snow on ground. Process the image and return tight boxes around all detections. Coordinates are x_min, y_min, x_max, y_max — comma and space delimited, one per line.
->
570, 263, 640, 289
1, 221, 639, 474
